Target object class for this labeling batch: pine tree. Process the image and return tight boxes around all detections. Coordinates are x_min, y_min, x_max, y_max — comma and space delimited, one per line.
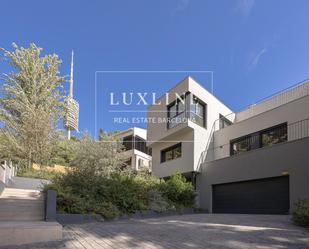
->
0, 43, 64, 167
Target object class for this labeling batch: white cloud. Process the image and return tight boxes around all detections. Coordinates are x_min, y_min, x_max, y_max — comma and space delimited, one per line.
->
171, 0, 190, 17
251, 48, 267, 67
235, 0, 255, 17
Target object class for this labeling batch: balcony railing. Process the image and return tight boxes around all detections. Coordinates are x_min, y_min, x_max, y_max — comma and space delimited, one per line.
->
167, 111, 206, 129
167, 112, 186, 129
210, 80, 309, 134
205, 117, 309, 163
236, 80, 309, 122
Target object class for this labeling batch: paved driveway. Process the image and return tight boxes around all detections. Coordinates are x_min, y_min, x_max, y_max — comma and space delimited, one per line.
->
4, 214, 309, 249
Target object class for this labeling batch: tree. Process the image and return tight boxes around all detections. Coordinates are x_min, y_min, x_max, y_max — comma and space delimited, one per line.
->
0, 43, 64, 167
50, 137, 77, 166
71, 132, 126, 177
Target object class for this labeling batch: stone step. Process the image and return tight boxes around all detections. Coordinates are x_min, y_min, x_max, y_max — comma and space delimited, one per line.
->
0, 188, 43, 200
0, 200, 45, 221
0, 221, 62, 247
0, 188, 45, 221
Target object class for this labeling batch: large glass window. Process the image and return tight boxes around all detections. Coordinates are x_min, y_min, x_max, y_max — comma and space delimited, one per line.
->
135, 136, 147, 154
167, 94, 207, 129
190, 96, 206, 128
230, 123, 288, 155
122, 135, 151, 155
219, 114, 232, 129
122, 135, 133, 151
161, 143, 182, 163
167, 95, 186, 129
261, 123, 287, 147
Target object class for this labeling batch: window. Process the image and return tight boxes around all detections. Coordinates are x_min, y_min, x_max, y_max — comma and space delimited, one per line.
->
190, 96, 206, 128
122, 135, 151, 155
219, 114, 232, 129
135, 136, 147, 154
231, 134, 259, 155
261, 123, 287, 147
230, 123, 288, 156
138, 158, 143, 168
122, 135, 133, 151
167, 95, 186, 129
161, 143, 182, 163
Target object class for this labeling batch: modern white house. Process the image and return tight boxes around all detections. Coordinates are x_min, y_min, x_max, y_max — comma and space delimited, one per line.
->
147, 76, 232, 182
114, 127, 152, 171
147, 76, 309, 214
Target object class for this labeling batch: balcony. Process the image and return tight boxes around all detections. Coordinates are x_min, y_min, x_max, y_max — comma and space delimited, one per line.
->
209, 117, 309, 162
167, 111, 206, 129
211, 80, 309, 134
236, 81, 309, 122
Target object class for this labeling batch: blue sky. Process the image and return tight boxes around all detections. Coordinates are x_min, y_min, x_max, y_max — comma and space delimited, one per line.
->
1, 0, 309, 138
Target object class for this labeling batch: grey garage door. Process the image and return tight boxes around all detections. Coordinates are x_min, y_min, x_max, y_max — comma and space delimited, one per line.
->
212, 176, 289, 214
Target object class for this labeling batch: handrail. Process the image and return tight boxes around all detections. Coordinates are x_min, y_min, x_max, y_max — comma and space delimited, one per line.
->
205, 117, 309, 162
212, 79, 309, 132
196, 121, 216, 172
242, 78, 309, 108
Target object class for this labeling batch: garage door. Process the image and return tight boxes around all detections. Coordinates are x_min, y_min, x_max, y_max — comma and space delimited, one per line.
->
212, 176, 289, 214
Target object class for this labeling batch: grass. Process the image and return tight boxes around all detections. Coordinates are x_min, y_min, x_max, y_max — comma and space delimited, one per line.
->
17, 168, 57, 180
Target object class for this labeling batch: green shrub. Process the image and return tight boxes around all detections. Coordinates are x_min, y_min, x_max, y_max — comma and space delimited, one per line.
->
43, 170, 196, 217
148, 188, 174, 213
93, 202, 121, 219
160, 172, 196, 208
292, 199, 309, 227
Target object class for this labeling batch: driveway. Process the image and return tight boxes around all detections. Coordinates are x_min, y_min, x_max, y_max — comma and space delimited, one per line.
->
3, 214, 309, 249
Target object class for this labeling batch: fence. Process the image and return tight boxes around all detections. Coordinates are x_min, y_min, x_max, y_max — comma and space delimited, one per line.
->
0, 161, 17, 194
202, 117, 309, 163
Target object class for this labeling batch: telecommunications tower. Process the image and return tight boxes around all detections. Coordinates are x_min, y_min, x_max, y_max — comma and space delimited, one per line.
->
64, 51, 79, 140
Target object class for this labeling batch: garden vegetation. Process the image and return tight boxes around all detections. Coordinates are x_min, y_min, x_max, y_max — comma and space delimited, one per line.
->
0, 43, 196, 219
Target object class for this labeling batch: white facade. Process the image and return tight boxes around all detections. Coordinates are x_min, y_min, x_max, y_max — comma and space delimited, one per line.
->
114, 127, 152, 171
148, 77, 309, 179
147, 77, 309, 214
206, 81, 309, 162
147, 76, 232, 178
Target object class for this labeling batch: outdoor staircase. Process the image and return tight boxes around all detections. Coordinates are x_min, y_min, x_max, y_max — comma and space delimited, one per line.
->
0, 188, 45, 221
0, 179, 62, 247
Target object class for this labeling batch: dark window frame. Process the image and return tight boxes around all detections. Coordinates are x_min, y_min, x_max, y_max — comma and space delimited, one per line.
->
167, 95, 186, 129
191, 96, 207, 128
166, 93, 207, 129
122, 135, 134, 151
230, 122, 288, 156
219, 114, 232, 129
161, 143, 182, 163
122, 135, 151, 155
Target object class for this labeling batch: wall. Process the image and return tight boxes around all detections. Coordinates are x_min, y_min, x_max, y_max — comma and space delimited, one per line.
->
151, 128, 194, 178
0, 165, 5, 194
0, 162, 16, 195
236, 82, 309, 122
210, 95, 309, 161
148, 76, 233, 177
197, 137, 309, 212
147, 77, 190, 145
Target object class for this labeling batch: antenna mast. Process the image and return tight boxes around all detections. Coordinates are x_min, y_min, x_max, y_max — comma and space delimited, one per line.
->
65, 50, 79, 140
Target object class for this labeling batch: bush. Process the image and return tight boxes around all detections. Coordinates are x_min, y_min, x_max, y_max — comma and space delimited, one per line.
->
160, 172, 196, 208
43, 171, 196, 218
292, 199, 309, 227
148, 188, 174, 213
93, 202, 121, 219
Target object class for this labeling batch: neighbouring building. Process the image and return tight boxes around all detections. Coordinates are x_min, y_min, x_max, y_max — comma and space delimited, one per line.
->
114, 127, 152, 171
147, 76, 309, 214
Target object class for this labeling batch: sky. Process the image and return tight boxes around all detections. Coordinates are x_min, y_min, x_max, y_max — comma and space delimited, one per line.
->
1, 0, 309, 138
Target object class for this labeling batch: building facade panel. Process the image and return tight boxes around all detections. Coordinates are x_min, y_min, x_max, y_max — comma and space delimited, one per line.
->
197, 137, 309, 213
